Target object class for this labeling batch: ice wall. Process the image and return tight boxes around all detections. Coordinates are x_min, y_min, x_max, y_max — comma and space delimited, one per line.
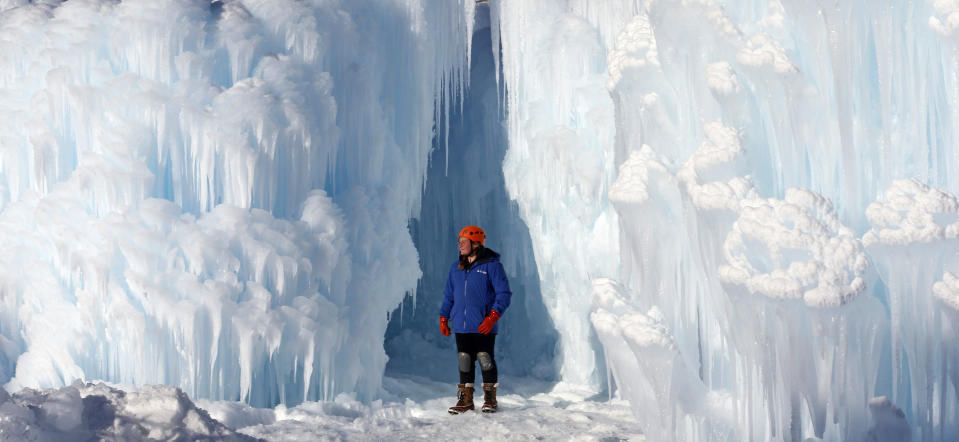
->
0, 0, 474, 407
492, 0, 959, 440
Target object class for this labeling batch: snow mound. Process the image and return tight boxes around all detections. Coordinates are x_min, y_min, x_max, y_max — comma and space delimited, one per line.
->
719, 188, 869, 307
863, 179, 959, 246
0, 381, 253, 441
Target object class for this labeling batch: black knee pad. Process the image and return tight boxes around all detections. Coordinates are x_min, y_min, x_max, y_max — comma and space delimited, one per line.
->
458, 352, 472, 372
477, 352, 494, 371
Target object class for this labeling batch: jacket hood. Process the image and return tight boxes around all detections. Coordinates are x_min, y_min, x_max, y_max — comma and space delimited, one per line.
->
474, 246, 500, 263
459, 246, 500, 270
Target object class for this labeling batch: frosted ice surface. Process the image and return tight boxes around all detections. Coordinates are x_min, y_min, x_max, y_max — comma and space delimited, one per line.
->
1, 191, 354, 404
720, 188, 868, 307
863, 180, 959, 440
759, 1, 786, 30
866, 396, 911, 442
934, 272, 959, 312
0, 0, 475, 408
609, 145, 668, 205
506, 0, 959, 440
495, 0, 619, 389
593, 285, 672, 351
736, 33, 797, 75
863, 179, 959, 246
606, 13, 659, 90
676, 122, 757, 212
930, 0, 959, 37
706, 62, 742, 96
590, 278, 732, 442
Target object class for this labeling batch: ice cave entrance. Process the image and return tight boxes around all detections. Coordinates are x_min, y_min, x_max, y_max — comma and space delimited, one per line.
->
384, 4, 559, 386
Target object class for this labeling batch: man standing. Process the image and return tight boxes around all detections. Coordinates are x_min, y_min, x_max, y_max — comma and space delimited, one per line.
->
439, 225, 512, 414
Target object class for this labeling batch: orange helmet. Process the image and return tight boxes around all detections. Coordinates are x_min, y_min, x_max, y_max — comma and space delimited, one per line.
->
459, 225, 486, 245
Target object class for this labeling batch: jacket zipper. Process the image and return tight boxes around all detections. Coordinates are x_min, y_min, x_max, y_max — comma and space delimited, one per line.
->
463, 267, 469, 329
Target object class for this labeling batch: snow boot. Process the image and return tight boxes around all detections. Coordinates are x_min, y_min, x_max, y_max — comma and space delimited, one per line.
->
481, 383, 498, 413
448, 383, 475, 414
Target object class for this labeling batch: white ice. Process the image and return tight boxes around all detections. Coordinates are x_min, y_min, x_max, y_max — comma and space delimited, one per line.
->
0, 0, 474, 408
492, 0, 959, 440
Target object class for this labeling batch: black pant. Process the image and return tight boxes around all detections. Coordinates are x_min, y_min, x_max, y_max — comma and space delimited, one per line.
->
455, 333, 497, 384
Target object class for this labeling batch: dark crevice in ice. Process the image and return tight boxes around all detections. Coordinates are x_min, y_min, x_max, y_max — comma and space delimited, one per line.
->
384, 4, 559, 390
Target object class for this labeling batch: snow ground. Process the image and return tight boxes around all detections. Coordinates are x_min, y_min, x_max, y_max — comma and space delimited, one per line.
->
0, 376, 644, 441
206, 375, 646, 441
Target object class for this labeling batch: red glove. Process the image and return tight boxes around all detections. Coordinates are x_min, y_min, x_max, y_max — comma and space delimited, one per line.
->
439, 317, 451, 336
478, 310, 500, 334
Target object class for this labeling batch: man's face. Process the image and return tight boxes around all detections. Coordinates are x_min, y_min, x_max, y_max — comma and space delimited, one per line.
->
458, 237, 474, 256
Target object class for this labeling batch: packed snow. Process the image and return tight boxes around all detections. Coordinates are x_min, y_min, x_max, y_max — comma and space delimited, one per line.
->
0, 380, 251, 441
0, 378, 645, 441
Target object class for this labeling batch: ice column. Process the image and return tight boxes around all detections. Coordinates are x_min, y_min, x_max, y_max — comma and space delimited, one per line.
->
493, 0, 620, 390
864, 179, 959, 439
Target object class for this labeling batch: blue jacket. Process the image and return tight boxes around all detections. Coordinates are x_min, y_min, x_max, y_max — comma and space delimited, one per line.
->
439, 247, 512, 334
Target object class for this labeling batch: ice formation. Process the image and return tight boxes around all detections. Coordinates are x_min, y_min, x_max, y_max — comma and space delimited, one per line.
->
0, 0, 475, 407
719, 188, 869, 307
863, 179, 959, 439
591, 278, 731, 442
490, 0, 959, 440
494, 0, 620, 390
3, 0, 959, 441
